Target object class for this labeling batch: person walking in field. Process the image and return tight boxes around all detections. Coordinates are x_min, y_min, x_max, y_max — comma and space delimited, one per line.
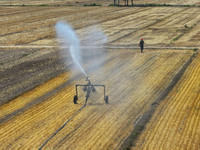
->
139, 38, 144, 53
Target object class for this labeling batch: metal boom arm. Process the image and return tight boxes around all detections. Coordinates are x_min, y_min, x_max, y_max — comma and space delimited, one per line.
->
73, 77, 108, 105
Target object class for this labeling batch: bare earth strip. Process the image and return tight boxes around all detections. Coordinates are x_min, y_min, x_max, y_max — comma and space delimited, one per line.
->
0, 48, 67, 105
134, 53, 200, 150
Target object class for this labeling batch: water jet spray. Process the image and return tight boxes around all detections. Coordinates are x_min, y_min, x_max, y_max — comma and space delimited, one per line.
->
55, 21, 87, 77
55, 21, 108, 105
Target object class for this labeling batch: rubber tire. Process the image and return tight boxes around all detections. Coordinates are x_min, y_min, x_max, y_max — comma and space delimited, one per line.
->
74, 95, 78, 104
105, 96, 108, 104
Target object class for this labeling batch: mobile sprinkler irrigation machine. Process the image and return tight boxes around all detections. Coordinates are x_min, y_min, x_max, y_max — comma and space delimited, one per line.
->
73, 77, 108, 105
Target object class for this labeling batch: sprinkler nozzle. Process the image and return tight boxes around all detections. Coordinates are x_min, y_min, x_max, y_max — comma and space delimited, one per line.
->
86, 76, 90, 82
86, 76, 91, 84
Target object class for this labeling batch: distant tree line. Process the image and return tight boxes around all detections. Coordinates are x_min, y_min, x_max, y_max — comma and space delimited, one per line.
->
114, 0, 133, 6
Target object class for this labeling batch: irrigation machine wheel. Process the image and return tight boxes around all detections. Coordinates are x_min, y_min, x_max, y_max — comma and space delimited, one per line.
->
74, 95, 78, 104
105, 96, 109, 104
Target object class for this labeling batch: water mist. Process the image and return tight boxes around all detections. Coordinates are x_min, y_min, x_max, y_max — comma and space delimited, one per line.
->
55, 21, 87, 77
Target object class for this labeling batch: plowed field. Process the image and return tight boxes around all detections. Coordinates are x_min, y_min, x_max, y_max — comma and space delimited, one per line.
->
0, 49, 194, 149
134, 54, 200, 150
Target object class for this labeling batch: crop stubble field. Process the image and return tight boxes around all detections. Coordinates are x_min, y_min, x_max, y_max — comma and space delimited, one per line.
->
0, 49, 194, 149
1, 6, 200, 47
134, 54, 200, 150
0, 4, 200, 150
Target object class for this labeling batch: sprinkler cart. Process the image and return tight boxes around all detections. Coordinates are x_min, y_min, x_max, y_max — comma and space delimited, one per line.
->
73, 77, 108, 105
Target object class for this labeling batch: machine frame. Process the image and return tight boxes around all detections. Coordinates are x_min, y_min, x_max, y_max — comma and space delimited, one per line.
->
73, 77, 108, 105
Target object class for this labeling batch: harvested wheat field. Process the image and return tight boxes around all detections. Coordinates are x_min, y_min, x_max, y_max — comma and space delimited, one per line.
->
0, 3, 200, 150
0, 49, 195, 149
134, 54, 200, 150
1, 6, 200, 47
